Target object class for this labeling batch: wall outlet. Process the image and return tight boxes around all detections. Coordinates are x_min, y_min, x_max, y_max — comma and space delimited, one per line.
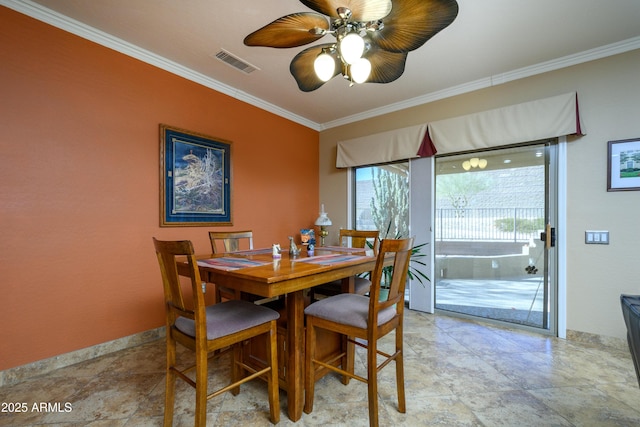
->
585, 231, 609, 244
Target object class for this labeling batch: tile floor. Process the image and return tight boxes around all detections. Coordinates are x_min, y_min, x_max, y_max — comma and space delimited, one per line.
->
435, 277, 546, 327
2, 310, 640, 426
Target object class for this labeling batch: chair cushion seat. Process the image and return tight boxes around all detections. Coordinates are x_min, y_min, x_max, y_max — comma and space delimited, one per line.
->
314, 277, 372, 296
175, 300, 279, 341
304, 293, 395, 329
353, 277, 372, 295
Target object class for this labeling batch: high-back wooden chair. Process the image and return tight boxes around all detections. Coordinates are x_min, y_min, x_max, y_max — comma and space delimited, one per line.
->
310, 229, 380, 301
209, 230, 254, 302
304, 237, 414, 427
152, 238, 280, 426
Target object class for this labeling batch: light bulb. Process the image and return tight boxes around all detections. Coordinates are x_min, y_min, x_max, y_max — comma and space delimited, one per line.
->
339, 33, 364, 65
479, 158, 488, 169
462, 160, 471, 171
470, 158, 479, 168
350, 58, 371, 84
314, 53, 335, 82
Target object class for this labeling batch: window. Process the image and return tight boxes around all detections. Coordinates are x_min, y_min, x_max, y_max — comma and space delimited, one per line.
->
353, 162, 409, 238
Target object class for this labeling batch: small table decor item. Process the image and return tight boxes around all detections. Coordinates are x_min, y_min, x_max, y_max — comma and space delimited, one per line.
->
607, 138, 640, 192
300, 229, 316, 246
272, 244, 282, 259
288, 236, 301, 257
160, 124, 232, 226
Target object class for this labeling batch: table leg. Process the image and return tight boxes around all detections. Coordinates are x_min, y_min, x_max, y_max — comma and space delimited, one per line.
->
287, 290, 304, 421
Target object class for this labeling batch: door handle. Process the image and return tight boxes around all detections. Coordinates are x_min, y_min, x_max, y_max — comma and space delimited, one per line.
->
540, 223, 556, 249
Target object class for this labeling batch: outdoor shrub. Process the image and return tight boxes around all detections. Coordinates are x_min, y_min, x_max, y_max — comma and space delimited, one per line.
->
494, 217, 545, 233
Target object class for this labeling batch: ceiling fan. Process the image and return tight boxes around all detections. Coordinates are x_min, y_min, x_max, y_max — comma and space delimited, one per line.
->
244, 0, 459, 92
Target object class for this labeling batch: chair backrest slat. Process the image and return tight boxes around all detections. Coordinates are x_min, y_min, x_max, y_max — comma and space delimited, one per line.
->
338, 229, 380, 255
368, 238, 414, 319
209, 230, 254, 254
153, 238, 206, 335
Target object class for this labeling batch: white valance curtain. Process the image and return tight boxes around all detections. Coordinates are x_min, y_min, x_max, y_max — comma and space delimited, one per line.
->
425, 92, 584, 155
335, 92, 584, 168
336, 124, 428, 168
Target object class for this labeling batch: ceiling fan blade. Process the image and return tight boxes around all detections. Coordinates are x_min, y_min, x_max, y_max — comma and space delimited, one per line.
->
290, 44, 340, 92
300, 0, 392, 21
370, 0, 458, 53
244, 12, 329, 48
364, 46, 408, 83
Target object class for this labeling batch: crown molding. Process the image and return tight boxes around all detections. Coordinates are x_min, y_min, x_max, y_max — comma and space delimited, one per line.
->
321, 36, 640, 130
4, 0, 639, 132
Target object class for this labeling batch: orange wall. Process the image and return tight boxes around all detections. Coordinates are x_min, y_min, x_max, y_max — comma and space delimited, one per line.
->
0, 7, 319, 370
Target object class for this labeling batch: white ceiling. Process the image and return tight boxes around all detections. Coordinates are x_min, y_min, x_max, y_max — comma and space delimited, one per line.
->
6, 0, 640, 130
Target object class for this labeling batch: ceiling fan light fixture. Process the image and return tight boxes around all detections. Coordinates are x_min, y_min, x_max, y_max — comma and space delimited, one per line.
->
350, 57, 371, 84
336, 7, 352, 20
339, 32, 365, 65
244, 0, 459, 91
365, 20, 384, 32
314, 52, 335, 82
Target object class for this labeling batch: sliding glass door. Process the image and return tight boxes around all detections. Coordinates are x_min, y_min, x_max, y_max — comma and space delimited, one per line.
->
434, 142, 557, 332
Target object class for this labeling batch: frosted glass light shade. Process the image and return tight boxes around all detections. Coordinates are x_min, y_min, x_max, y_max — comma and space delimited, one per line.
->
314, 53, 335, 82
315, 213, 332, 226
314, 204, 332, 226
350, 58, 371, 84
339, 33, 364, 65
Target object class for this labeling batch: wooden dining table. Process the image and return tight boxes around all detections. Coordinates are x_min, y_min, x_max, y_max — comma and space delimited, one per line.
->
179, 246, 378, 422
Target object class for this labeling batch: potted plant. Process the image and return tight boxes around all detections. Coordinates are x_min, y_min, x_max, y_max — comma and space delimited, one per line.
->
362, 222, 430, 299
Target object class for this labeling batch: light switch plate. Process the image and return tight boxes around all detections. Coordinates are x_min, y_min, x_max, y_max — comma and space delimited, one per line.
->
585, 231, 609, 244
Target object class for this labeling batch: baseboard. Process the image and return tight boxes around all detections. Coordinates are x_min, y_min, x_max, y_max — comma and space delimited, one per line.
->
566, 329, 627, 352
0, 327, 165, 388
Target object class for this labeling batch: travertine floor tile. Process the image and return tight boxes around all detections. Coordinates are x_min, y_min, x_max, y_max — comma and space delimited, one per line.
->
1, 310, 639, 426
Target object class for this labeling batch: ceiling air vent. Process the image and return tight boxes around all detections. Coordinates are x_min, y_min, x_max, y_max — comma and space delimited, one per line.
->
214, 49, 259, 74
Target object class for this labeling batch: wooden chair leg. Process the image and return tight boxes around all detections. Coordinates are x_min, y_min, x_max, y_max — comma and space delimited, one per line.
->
396, 328, 406, 413
194, 350, 208, 427
267, 323, 280, 424
304, 318, 316, 414
214, 284, 222, 304
164, 336, 177, 427
342, 334, 355, 385
231, 343, 242, 395
367, 340, 379, 427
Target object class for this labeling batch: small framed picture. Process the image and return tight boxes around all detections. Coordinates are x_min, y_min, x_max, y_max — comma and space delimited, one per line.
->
607, 138, 640, 192
160, 124, 232, 226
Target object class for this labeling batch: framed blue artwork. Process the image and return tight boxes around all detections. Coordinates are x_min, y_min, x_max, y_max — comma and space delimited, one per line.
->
160, 124, 232, 226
